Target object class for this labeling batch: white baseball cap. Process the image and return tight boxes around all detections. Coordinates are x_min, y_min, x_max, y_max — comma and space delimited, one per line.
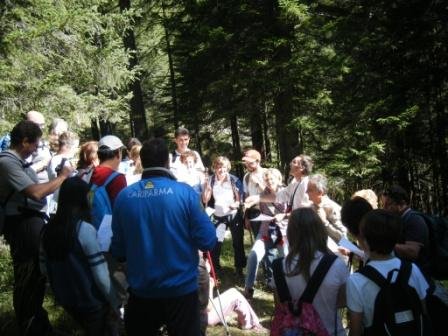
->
98, 135, 125, 151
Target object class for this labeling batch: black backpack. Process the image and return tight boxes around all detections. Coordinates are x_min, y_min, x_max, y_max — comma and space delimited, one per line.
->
412, 211, 448, 280
358, 261, 425, 336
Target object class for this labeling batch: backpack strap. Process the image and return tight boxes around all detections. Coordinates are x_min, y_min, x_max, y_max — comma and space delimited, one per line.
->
171, 150, 179, 163
396, 260, 412, 285
272, 257, 291, 303
0, 151, 32, 210
272, 254, 338, 304
358, 264, 389, 288
288, 182, 301, 211
300, 254, 338, 303
103, 170, 120, 187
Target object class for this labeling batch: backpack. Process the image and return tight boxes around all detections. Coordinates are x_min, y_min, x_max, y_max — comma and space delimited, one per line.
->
0, 133, 11, 152
271, 254, 337, 336
412, 211, 448, 280
86, 171, 120, 230
358, 261, 425, 336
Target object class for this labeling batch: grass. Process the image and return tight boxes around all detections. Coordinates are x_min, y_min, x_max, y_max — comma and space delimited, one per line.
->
0, 234, 274, 335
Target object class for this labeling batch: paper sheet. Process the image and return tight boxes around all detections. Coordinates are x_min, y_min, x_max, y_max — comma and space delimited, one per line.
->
338, 237, 365, 258
205, 207, 215, 217
97, 214, 113, 252
250, 213, 275, 221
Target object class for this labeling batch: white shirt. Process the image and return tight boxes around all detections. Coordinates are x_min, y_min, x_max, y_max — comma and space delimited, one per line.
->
169, 149, 204, 178
282, 251, 349, 336
212, 176, 236, 217
276, 176, 311, 210
346, 257, 428, 328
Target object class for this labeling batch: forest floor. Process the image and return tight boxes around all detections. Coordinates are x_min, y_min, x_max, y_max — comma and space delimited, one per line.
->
0, 235, 274, 336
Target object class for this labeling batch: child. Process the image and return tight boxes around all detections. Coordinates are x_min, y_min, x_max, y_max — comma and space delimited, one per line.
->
275, 207, 348, 336
346, 209, 429, 336
40, 177, 120, 335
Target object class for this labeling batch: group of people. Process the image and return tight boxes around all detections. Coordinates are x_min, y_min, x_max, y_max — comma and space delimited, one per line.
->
0, 112, 447, 336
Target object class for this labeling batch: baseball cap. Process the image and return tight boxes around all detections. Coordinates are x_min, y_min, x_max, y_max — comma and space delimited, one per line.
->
242, 149, 261, 163
98, 135, 125, 151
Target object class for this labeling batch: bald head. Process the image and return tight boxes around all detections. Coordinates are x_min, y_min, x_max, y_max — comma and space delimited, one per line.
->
26, 110, 45, 127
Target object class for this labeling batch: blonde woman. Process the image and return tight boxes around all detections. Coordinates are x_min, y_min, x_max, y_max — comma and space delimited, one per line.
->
244, 168, 288, 299
202, 156, 245, 275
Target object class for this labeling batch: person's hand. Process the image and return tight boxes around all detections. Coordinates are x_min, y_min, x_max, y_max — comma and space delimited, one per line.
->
230, 201, 240, 209
59, 164, 75, 178
244, 195, 260, 208
337, 247, 351, 256
274, 213, 286, 223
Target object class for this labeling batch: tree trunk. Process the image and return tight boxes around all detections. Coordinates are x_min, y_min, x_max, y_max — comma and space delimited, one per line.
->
161, 0, 178, 129
274, 89, 298, 169
230, 112, 243, 178
119, 0, 148, 140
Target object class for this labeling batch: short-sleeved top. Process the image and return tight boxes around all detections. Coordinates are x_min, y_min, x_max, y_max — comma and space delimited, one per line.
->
275, 176, 311, 210
0, 150, 46, 215
169, 149, 204, 178
346, 257, 428, 328
26, 140, 52, 183
90, 166, 127, 207
211, 174, 238, 217
243, 168, 266, 197
282, 251, 349, 336
400, 208, 430, 275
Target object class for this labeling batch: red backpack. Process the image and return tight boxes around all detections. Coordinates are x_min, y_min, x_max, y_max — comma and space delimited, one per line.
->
271, 254, 337, 336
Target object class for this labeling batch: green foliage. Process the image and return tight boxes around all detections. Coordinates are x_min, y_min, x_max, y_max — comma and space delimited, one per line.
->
0, 242, 13, 293
0, 0, 135, 135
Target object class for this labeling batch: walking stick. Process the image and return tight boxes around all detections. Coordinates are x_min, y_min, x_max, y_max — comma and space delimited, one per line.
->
206, 251, 231, 336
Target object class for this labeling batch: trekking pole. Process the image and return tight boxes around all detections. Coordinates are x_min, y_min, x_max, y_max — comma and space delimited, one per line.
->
206, 251, 231, 336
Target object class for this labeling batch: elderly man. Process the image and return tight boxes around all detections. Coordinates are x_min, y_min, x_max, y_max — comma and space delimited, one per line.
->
111, 138, 216, 336
306, 174, 347, 252
0, 120, 73, 335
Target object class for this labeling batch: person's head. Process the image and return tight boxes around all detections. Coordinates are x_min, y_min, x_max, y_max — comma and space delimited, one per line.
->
57, 131, 79, 155
306, 174, 327, 205
77, 141, 99, 170
352, 189, 378, 209
140, 138, 169, 168
97, 135, 124, 166
43, 176, 91, 260
359, 209, 401, 256
48, 118, 68, 152
180, 151, 197, 169
286, 207, 328, 280
263, 168, 283, 192
129, 144, 143, 174
242, 149, 261, 172
381, 185, 410, 215
341, 196, 373, 238
289, 154, 313, 179
174, 127, 190, 153
212, 156, 231, 178
26, 110, 45, 129
10, 120, 43, 158
127, 137, 142, 151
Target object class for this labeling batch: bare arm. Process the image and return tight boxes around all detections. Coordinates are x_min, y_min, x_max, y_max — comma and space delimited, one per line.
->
348, 310, 363, 336
22, 166, 73, 201
394, 241, 422, 260
336, 284, 346, 308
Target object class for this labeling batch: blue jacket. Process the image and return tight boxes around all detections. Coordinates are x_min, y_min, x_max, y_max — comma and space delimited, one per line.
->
111, 168, 216, 298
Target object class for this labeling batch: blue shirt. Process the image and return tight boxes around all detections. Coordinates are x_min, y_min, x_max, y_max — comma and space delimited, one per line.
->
111, 168, 216, 298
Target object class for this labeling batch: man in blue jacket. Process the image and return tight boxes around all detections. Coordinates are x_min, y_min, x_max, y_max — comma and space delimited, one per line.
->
111, 137, 216, 336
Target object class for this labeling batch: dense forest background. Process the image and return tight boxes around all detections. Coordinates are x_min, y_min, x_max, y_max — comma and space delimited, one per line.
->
1, 0, 447, 214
